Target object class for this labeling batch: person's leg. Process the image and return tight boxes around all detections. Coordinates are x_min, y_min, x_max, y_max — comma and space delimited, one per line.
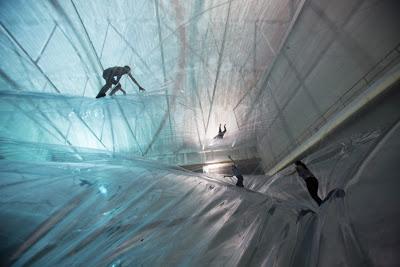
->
97, 75, 114, 98
236, 175, 244, 187
305, 177, 322, 205
109, 83, 122, 96
97, 82, 112, 98
109, 87, 118, 96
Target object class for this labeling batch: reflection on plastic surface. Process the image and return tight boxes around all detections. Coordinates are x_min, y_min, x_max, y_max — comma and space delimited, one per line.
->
0, 90, 257, 166
1, 0, 399, 169
1, 120, 399, 266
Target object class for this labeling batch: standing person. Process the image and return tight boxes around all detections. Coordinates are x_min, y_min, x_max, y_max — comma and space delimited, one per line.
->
224, 165, 244, 187
232, 165, 244, 188
96, 65, 145, 98
225, 156, 244, 187
214, 124, 227, 139
295, 161, 322, 206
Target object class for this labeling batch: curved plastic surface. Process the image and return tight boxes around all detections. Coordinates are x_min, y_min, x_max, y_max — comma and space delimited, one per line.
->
1, 118, 399, 266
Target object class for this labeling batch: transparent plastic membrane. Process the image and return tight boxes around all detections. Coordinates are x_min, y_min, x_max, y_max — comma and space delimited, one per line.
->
1, 115, 399, 266
0, 90, 258, 165
1, 0, 400, 266
0, 0, 303, 166
1, 0, 398, 166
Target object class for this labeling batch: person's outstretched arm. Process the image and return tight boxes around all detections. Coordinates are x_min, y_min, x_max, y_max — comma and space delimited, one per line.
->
128, 73, 145, 91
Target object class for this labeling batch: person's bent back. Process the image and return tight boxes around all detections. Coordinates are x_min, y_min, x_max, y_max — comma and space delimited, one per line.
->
96, 65, 145, 98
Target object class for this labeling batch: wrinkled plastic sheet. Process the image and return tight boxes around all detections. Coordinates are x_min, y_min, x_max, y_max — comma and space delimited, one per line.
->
1, 120, 399, 266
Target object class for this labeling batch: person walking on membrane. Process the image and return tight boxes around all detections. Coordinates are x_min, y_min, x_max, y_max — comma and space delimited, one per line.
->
224, 156, 244, 188
96, 65, 145, 98
295, 160, 322, 206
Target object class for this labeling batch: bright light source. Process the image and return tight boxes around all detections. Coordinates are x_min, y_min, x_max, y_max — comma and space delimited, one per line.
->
203, 162, 231, 173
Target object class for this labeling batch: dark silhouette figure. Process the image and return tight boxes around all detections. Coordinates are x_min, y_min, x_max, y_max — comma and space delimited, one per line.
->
214, 124, 227, 139
96, 65, 145, 98
232, 165, 244, 187
79, 179, 93, 187
295, 161, 322, 206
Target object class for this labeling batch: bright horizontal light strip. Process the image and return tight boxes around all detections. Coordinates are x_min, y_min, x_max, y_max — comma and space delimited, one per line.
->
202, 162, 232, 173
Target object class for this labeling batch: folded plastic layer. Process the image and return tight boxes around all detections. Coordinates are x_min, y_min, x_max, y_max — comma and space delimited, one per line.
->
1, 117, 399, 266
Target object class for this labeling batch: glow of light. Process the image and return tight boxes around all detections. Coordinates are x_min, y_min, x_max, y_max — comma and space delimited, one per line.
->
202, 162, 231, 173
99, 185, 108, 195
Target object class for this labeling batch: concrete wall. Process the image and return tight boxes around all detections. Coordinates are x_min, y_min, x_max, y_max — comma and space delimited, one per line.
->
234, 0, 400, 170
